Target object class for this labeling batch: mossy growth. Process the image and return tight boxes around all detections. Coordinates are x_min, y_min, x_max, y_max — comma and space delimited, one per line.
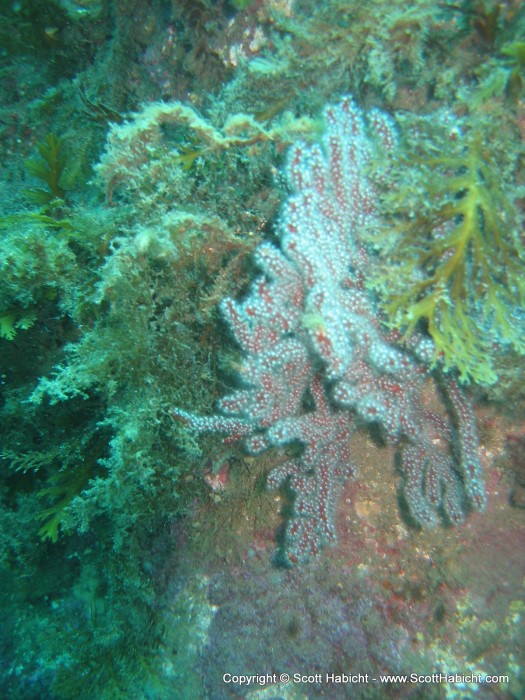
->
186, 449, 280, 567
0, 310, 37, 340
0, 215, 75, 343
229, 0, 255, 10
501, 41, 525, 99
0, 130, 116, 344
1, 415, 109, 543
0, 208, 106, 344
35, 441, 105, 544
373, 113, 524, 384
448, 0, 503, 48
466, 36, 525, 107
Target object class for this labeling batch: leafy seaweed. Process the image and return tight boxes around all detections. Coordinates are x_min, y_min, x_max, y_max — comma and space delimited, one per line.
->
374, 118, 524, 384
24, 133, 75, 208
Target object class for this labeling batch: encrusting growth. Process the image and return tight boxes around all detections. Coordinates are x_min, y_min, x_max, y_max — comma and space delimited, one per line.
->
174, 97, 486, 565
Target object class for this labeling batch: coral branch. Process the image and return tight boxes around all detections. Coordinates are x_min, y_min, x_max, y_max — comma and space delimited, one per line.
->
174, 97, 486, 565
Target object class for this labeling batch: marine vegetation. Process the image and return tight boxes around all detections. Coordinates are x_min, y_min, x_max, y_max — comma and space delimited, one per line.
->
24, 132, 71, 208
372, 110, 525, 384
0, 0, 524, 698
0, 131, 100, 341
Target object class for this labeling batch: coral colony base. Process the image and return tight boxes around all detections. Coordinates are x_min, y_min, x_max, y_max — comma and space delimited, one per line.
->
173, 97, 486, 566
